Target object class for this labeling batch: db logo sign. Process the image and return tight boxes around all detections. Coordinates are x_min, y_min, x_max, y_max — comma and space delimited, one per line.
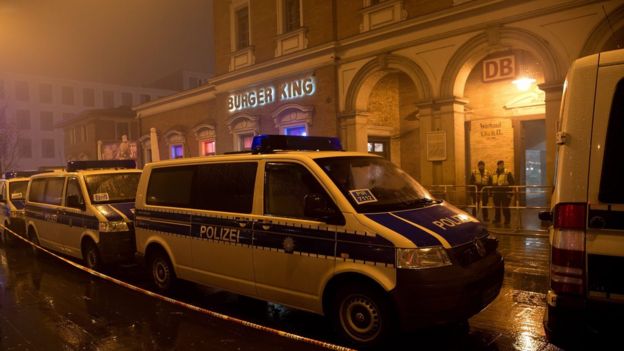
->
482, 55, 516, 82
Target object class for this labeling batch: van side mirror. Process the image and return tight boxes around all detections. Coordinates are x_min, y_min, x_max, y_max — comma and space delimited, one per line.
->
67, 194, 86, 211
304, 193, 345, 225
538, 211, 552, 221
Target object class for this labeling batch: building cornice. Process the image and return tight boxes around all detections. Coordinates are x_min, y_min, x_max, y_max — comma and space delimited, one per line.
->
134, 84, 216, 118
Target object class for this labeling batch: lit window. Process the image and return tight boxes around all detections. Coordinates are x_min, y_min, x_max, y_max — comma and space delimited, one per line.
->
284, 125, 307, 136
239, 133, 254, 150
200, 140, 216, 156
171, 144, 184, 159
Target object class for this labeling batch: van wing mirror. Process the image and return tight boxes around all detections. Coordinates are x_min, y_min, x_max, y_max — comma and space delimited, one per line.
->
304, 193, 345, 225
67, 194, 86, 211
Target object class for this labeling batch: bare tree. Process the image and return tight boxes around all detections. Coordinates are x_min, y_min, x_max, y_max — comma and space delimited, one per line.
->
0, 104, 21, 173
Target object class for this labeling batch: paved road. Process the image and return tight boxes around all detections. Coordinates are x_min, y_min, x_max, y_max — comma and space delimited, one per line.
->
0, 232, 559, 351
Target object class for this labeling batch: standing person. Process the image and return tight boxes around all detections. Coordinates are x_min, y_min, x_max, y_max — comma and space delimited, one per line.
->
492, 160, 515, 226
469, 160, 492, 221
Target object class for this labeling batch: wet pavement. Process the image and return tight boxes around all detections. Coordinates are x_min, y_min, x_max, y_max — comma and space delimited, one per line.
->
0, 231, 560, 351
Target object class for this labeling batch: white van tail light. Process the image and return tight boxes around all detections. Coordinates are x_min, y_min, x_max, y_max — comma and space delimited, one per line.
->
551, 203, 586, 295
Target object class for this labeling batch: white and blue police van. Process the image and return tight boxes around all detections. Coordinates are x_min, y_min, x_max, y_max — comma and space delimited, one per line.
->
134, 135, 504, 348
24, 160, 141, 269
1, 171, 44, 245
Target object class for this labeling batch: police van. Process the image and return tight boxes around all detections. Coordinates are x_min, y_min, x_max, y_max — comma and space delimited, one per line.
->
24, 160, 141, 269
0, 171, 41, 244
134, 135, 504, 348
540, 48, 624, 342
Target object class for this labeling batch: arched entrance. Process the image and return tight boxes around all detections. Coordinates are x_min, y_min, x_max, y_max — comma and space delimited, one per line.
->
343, 54, 431, 180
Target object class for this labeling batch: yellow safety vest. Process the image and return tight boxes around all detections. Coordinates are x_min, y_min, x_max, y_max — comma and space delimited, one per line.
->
472, 169, 491, 185
493, 169, 511, 186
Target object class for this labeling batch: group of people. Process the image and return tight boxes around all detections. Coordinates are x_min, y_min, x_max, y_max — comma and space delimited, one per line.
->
469, 160, 515, 226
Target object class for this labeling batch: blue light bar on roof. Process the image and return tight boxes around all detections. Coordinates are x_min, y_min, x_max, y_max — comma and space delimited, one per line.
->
251, 135, 343, 154
66, 160, 136, 172
3, 170, 51, 179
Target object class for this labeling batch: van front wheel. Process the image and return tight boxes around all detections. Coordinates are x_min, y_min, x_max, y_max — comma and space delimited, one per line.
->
83, 241, 102, 270
332, 282, 394, 349
149, 250, 175, 292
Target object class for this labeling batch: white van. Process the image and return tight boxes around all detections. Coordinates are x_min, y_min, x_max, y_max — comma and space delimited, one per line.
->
134, 135, 504, 348
541, 48, 624, 342
25, 161, 141, 269
0, 172, 32, 244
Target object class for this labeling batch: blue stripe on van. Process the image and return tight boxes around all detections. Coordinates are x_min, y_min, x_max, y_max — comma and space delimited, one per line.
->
365, 212, 443, 247
391, 206, 483, 247
25, 204, 99, 230
137, 209, 396, 265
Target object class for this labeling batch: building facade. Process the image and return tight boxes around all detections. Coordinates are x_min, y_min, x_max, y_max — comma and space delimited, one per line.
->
135, 0, 624, 187
0, 73, 176, 172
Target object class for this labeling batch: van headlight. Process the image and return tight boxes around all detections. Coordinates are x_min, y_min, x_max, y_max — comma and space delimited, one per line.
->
99, 221, 129, 232
396, 247, 452, 269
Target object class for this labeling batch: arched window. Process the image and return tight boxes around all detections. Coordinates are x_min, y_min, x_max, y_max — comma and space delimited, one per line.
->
272, 104, 313, 136
164, 130, 186, 159
227, 113, 257, 151
193, 124, 217, 156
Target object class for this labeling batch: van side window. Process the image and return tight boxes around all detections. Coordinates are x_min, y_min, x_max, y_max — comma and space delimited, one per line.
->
44, 178, 65, 205
28, 179, 46, 203
196, 162, 257, 213
599, 79, 624, 203
147, 166, 195, 208
264, 162, 332, 220
65, 177, 85, 209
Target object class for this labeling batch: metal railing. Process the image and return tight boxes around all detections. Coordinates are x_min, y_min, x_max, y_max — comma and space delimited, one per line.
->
427, 185, 553, 233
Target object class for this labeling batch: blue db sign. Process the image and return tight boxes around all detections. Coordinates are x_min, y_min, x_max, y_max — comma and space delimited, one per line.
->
482, 55, 516, 82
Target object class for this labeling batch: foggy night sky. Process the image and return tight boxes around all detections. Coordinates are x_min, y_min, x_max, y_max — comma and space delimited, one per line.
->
0, 0, 214, 86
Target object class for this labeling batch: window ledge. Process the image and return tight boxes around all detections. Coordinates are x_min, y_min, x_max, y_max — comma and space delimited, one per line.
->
360, 0, 407, 33
230, 46, 255, 72
275, 27, 308, 57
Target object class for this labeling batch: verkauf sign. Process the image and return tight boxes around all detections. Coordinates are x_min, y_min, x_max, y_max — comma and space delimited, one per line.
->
482, 55, 516, 82
228, 76, 316, 113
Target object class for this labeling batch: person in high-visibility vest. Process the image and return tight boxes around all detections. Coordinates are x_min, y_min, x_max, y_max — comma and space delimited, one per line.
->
492, 160, 515, 226
469, 160, 492, 221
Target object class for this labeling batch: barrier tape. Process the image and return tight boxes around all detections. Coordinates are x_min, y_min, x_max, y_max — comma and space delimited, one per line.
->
0, 224, 356, 351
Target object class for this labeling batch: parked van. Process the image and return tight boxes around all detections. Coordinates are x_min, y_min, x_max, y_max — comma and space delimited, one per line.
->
541, 48, 624, 341
134, 135, 504, 348
24, 160, 141, 269
0, 172, 34, 244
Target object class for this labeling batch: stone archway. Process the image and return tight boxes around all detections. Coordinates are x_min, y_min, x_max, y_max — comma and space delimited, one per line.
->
580, 4, 624, 56
439, 27, 566, 186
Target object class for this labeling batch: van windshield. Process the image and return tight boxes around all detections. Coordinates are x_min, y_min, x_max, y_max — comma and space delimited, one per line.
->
315, 156, 437, 213
85, 173, 140, 204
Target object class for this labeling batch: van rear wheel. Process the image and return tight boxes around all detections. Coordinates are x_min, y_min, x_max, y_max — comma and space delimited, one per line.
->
332, 282, 394, 349
149, 250, 175, 292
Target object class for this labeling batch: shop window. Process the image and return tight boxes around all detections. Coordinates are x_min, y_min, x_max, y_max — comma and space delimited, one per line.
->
284, 125, 307, 136
200, 140, 216, 156
171, 144, 184, 159
368, 138, 390, 159
238, 133, 254, 151
116, 122, 129, 140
